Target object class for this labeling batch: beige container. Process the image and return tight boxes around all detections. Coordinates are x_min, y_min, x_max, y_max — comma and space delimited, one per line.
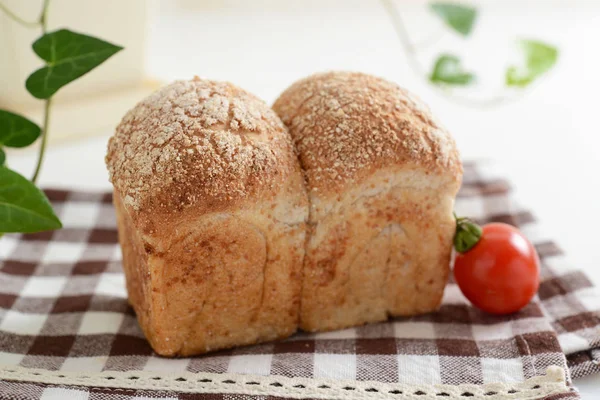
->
0, 0, 160, 144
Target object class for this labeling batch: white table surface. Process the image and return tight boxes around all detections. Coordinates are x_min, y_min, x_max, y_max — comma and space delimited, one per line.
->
6, 0, 599, 396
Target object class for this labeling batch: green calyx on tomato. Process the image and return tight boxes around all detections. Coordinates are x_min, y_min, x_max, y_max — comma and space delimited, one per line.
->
453, 214, 482, 253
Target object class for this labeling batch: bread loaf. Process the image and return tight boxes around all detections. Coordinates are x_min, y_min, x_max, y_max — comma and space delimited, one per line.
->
106, 78, 308, 356
273, 72, 462, 332
107, 73, 463, 355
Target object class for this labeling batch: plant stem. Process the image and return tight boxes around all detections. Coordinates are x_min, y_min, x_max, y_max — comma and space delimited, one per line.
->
0, 1, 40, 27
31, 0, 51, 184
380, 0, 518, 109
31, 98, 51, 183
39, 0, 50, 29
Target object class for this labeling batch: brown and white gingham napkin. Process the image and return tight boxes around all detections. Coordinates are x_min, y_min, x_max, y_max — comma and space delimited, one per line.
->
0, 161, 598, 400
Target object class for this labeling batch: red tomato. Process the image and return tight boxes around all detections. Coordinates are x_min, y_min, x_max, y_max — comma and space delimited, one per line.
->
453, 222, 540, 315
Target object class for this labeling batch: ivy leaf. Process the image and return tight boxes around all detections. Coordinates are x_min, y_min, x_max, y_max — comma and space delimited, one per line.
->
430, 2, 477, 36
0, 110, 42, 148
0, 167, 62, 233
0, 149, 5, 166
506, 39, 558, 87
26, 29, 123, 99
430, 54, 475, 85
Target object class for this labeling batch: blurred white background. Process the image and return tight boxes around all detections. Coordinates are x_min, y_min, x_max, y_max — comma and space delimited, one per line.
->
5, 0, 600, 394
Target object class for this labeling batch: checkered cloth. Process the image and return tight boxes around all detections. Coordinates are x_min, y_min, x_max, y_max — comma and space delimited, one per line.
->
0, 162, 598, 400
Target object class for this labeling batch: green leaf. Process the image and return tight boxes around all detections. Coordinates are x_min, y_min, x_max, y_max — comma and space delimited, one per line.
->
0, 167, 62, 233
430, 2, 477, 36
0, 149, 5, 166
0, 110, 42, 148
26, 29, 123, 99
430, 54, 475, 85
506, 39, 558, 87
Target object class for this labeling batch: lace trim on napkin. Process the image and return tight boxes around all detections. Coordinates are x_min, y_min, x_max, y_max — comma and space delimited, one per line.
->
0, 365, 574, 399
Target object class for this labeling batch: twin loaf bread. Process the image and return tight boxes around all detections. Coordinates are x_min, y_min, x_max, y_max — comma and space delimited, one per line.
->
106, 72, 462, 356
273, 72, 462, 331
106, 78, 308, 356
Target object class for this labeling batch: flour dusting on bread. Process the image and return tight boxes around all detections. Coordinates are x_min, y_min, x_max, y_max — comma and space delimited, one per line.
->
273, 71, 461, 195
106, 78, 294, 214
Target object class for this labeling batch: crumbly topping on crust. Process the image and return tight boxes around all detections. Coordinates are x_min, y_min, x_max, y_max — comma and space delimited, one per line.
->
272, 72, 462, 193
106, 78, 293, 215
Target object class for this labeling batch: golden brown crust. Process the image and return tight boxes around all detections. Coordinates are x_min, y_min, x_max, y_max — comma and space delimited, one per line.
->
298, 169, 456, 331
108, 72, 463, 351
273, 72, 463, 332
114, 189, 307, 356
106, 77, 297, 227
107, 78, 309, 356
272, 71, 462, 196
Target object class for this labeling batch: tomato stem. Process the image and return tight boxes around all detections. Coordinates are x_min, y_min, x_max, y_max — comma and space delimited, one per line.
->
453, 215, 483, 253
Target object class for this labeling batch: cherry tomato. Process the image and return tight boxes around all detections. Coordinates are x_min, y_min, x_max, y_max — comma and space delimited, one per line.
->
453, 222, 540, 315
